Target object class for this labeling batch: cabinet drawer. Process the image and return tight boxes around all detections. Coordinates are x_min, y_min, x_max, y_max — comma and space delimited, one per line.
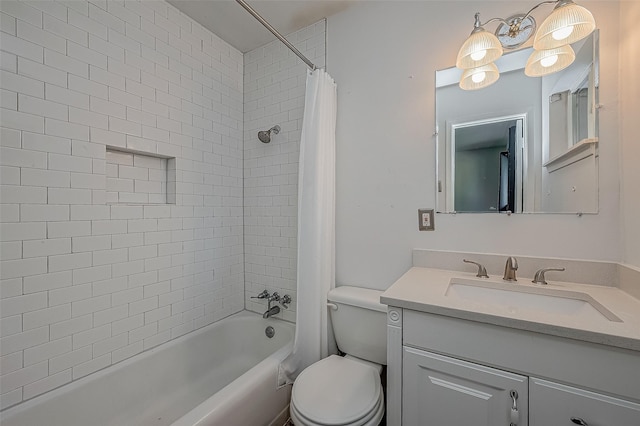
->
530, 377, 640, 426
403, 346, 528, 426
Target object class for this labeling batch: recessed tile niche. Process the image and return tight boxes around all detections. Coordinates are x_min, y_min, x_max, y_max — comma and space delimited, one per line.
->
106, 147, 176, 205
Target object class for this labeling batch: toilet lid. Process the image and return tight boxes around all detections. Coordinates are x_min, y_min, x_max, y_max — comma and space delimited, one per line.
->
292, 355, 382, 426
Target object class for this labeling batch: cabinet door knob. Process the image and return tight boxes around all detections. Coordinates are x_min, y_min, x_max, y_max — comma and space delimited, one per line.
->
570, 418, 589, 426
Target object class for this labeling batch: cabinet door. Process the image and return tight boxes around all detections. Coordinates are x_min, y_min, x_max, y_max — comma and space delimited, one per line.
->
403, 347, 528, 426
530, 377, 640, 426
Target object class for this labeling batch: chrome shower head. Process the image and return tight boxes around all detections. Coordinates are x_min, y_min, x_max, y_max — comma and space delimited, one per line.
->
258, 125, 280, 143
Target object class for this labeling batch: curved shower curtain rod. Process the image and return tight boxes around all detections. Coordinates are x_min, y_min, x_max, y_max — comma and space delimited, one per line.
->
235, 0, 318, 71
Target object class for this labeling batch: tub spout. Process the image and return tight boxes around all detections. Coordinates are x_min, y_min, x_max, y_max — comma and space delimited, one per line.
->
263, 306, 280, 319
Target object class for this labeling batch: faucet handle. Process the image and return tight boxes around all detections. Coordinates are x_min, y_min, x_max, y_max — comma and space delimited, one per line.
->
280, 294, 292, 309
463, 259, 489, 278
251, 290, 270, 299
269, 292, 280, 302
532, 267, 565, 285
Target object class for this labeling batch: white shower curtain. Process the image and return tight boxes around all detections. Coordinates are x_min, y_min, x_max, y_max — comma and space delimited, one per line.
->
278, 68, 337, 387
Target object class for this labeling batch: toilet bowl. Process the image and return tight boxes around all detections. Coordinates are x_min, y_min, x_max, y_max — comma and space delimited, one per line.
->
289, 287, 387, 426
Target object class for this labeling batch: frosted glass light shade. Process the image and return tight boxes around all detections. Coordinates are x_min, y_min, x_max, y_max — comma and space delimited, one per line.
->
533, 0, 595, 50
525, 45, 575, 77
456, 29, 503, 69
459, 63, 500, 90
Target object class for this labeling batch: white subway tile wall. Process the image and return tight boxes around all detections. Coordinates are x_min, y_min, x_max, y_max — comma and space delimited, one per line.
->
0, 0, 244, 409
243, 21, 326, 322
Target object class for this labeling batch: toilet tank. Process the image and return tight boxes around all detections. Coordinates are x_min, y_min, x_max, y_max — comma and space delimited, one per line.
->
327, 286, 387, 365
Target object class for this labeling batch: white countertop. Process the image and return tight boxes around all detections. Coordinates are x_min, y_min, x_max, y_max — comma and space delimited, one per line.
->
381, 267, 640, 352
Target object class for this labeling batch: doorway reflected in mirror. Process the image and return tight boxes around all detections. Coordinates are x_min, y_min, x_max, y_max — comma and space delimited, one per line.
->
451, 117, 525, 213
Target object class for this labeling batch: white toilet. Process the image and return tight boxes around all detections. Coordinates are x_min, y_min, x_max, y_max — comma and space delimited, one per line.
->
290, 286, 387, 426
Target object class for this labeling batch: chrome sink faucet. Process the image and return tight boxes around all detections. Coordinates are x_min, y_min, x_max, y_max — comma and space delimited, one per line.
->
503, 257, 518, 281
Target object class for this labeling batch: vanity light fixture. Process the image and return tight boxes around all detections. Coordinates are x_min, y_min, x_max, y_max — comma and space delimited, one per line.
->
456, 0, 595, 89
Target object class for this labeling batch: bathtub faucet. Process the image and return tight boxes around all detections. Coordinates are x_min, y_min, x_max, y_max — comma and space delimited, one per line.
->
263, 292, 281, 318
263, 305, 280, 319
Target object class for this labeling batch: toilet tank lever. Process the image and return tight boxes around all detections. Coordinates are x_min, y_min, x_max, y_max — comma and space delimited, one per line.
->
327, 303, 338, 310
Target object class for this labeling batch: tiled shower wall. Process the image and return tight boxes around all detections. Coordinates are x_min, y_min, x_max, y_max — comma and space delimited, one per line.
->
243, 21, 326, 322
0, 0, 243, 409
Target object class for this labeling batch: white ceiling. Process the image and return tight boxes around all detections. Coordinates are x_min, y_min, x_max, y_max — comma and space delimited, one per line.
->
168, 0, 356, 53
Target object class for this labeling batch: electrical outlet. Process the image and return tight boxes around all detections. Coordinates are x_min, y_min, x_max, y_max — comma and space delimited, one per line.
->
418, 209, 435, 231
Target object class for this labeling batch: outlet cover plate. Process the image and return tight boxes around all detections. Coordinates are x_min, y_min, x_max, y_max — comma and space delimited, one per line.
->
418, 209, 435, 231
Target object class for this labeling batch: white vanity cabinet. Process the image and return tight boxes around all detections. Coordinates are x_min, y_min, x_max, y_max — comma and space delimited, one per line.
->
386, 308, 640, 426
403, 347, 528, 426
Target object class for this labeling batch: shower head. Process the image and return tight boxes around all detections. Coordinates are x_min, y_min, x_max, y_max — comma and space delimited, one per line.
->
258, 125, 280, 143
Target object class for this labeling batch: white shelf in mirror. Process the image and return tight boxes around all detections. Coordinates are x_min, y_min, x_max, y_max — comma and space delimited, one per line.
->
544, 137, 598, 173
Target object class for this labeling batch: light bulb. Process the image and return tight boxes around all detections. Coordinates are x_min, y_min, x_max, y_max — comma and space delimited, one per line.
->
460, 63, 499, 90
470, 50, 487, 61
471, 71, 486, 83
552, 26, 574, 41
540, 54, 559, 67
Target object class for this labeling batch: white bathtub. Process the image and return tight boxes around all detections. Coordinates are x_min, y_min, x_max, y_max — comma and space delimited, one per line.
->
1, 311, 295, 426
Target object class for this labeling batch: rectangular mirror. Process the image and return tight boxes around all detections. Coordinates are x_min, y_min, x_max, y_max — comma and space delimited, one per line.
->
436, 31, 599, 214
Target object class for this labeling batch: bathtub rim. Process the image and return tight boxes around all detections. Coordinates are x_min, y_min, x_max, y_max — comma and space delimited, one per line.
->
0, 310, 294, 420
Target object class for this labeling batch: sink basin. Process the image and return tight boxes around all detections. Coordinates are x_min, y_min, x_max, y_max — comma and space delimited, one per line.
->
446, 278, 621, 322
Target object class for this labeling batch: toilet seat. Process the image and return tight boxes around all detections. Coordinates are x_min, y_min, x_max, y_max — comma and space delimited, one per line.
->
290, 355, 385, 426
290, 390, 384, 426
